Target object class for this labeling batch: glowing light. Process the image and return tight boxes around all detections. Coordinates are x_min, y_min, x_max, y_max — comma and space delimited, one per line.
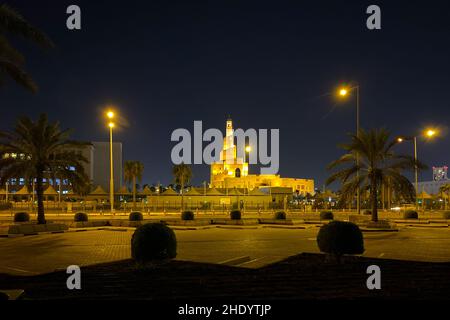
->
245, 146, 251, 152
108, 122, 115, 128
339, 88, 348, 96
107, 111, 114, 119
397, 137, 403, 143
425, 129, 436, 138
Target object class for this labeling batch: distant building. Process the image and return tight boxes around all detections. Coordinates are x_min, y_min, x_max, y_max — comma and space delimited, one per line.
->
90, 142, 123, 192
210, 119, 314, 195
417, 165, 450, 195
2, 141, 123, 194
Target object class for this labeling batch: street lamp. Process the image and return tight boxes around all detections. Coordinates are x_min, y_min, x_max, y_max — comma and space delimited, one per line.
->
338, 85, 361, 214
397, 127, 439, 209
244, 145, 251, 212
106, 110, 115, 214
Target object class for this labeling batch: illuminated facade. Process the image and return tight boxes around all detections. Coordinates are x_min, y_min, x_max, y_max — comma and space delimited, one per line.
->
210, 119, 314, 195
1, 142, 122, 194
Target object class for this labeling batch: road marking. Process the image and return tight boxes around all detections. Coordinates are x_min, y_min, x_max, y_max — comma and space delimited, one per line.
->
378, 253, 385, 258
219, 256, 251, 266
2, 266, 37, 274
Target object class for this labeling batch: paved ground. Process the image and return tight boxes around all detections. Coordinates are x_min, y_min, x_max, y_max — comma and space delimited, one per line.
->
1, 225, 450, 276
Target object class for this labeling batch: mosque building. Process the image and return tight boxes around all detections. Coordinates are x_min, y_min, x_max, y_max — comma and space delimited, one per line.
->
210, 118, 314, 195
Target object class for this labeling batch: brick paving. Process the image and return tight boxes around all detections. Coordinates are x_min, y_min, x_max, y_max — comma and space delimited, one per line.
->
1, 226, 450, 276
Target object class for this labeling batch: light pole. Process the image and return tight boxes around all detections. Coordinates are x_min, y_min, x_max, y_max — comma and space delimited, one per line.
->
107, 111, 115, 214
5, 180, 8, 203
338, 85, 360, 214
397, 128, 437, 210
245, 145, 251, 212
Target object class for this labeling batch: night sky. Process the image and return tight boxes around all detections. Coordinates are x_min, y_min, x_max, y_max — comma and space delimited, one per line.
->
2, 0, 450, 188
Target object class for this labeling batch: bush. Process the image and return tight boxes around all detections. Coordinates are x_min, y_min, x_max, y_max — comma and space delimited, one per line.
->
14, 212, 30, 223
181, 211, 194, 220
0, 202, 12, 211
320, 211, 334, 220
363, 210, 372, 215
443, 211, 450, 219
317, 221, 364, 260
403, 210, 418, 219
275, 211, 286, 220
129, 211, 143, 221
74, 212, 88, 222
131, 223, 177, 263
230, 210, 241, 220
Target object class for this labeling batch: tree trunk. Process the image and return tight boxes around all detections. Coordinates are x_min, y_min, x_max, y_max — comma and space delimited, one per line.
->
36, 167, 46, 224
181, 177, 184, 212
132, 176, 136, 209
371, 177, 378, 222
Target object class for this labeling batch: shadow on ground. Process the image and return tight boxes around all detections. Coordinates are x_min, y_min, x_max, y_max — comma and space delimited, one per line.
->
1, 253, 450, 300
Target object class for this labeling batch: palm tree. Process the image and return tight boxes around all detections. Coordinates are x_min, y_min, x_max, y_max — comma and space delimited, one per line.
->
124, 160, 144, 208
0, 114, 90, 224
0, 4, 54, 92
439, 183, 450, 210
326, 128, 426, 222
172, 163, 192, 211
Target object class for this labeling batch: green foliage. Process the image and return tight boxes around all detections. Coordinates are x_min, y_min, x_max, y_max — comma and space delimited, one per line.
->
172, 163, 192, 188
326, 128, 426, 222
0, 4, 54, 93
403, 210, 418, 219
129, 211, 143, 221
317, 221, 364, 258
131, 223, 177, 263
181, 211, 194, 220
124, 160, 144, 205
320, 211, 334, 220
230, 210, 241, 220
74, 212, 88, 222
275, 211, 286, 220
14, 211, 29, 222
0, 114, 90, 224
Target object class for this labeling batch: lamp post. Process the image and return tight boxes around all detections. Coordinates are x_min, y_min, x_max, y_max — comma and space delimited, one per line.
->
107, 111, 115, 214
245, 146, 251, 212
397, 128, 437, 210
338, 85, 361, 214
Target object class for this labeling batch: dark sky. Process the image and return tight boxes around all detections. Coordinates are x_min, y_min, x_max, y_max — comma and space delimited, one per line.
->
2, 0, 450, 188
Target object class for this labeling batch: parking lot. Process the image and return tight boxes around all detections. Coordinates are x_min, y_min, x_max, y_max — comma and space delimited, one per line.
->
1, 225, 450, 276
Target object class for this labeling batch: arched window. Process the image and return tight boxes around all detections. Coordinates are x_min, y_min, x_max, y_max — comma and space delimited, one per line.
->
235, 168, 241, 178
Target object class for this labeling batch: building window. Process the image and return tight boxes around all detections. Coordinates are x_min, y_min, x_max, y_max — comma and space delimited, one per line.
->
235, 168, 241, 178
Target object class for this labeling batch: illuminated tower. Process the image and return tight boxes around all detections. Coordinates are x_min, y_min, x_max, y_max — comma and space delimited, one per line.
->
210, 118, 248, 187
220, 118, 237, 162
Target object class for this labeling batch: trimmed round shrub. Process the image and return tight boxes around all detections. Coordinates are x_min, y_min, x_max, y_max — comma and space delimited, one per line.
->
317, 221, 364, 259
320, 211, 334, 220
74, 212, 88, 222
14, 212, 30, 223
403, 210, 418, 219
181, 211, 194, 220
230, 210, 241, 220
363, 210, 372, 215
0, 291, 8, 300
443, 211, 450, 219
275, 211, 286, 220
131, 223, 177, 263
129, 211, 143, 221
